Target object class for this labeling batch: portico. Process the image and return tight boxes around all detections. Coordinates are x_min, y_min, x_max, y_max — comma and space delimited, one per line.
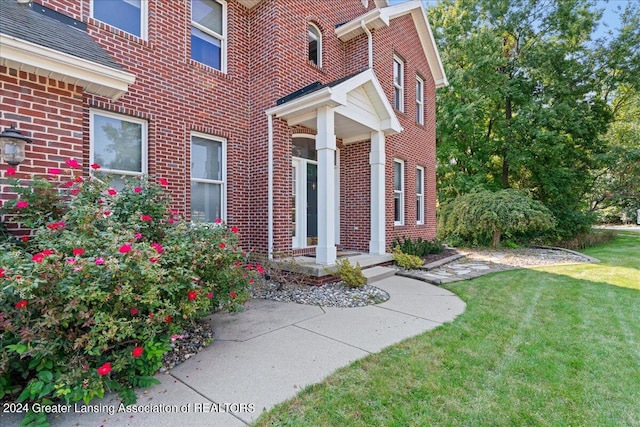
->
266, 69, 402, 265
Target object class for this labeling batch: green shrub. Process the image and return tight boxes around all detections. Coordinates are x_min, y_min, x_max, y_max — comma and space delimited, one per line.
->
333, 258, 366, 288
392, 236, 443, 257
555, 229, 616, 250
438, 189, 556, 247
0, 162, 257, 424
392, 246, 424, 269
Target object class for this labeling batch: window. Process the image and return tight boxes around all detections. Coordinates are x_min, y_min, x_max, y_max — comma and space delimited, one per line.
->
416, 166, 424, 224
191, 0, 226, 71
416, 76, 424, 125
393, 56, 404, 112
394, 159, 404, 225
191, 134, 226, 223
91, 0, 147, 39
90, 110, 147, 188
308, 23, 322, 67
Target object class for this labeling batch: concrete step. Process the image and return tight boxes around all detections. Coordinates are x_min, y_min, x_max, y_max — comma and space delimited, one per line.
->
362, 266, 396, 284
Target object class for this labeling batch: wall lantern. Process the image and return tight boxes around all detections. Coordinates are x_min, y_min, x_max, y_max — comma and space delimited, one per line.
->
0, 126, 32, 166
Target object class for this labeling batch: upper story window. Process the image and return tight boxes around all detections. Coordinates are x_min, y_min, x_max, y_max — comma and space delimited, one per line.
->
91, 0, 147, 39
393, 56, 404, 112
90, 110, 148, 189
191, 0, 226, 72
308, 23, 322, 67
416, 76, 424, 125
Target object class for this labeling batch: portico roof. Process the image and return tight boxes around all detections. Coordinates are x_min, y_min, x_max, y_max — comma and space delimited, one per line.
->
266, 68, 402, 144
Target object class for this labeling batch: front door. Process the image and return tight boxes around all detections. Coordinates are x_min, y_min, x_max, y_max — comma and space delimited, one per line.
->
291, 136, 339, 249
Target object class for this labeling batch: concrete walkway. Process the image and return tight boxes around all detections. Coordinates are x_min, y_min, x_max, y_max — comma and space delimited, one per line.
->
2, 276, 465, 427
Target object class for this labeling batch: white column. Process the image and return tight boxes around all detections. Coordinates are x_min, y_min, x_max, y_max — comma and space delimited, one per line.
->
369, 130, 386, 255
315, 106, 337, 265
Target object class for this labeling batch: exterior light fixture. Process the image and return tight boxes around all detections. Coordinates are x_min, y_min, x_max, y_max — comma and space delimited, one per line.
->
0, 126, 32, 166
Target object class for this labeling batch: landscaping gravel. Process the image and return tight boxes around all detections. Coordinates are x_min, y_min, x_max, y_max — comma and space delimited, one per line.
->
160, 321, 213, 373
251, 281, 390, 307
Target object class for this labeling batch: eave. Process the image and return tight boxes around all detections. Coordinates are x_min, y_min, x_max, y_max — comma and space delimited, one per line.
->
0, 33, 136, 101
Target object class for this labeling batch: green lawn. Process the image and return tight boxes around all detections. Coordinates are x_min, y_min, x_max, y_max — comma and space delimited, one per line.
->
253, 234, 640, 426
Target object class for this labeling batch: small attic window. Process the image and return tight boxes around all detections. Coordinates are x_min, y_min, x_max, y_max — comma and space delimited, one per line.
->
308, 23, 322, 67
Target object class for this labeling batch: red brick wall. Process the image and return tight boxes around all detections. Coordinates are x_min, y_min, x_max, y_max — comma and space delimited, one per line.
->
3, 0, 440, 256
1, 66, 84, 234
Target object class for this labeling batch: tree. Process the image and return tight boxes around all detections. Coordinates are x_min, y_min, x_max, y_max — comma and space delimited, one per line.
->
438, 189, 555, 247
429, 0, 640, 238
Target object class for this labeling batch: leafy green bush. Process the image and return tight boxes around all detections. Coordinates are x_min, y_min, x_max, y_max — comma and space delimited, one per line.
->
0, 162, 257, 423
555, 229, 616, 250
392, 246, 424, 269
333, 258, 366, 288
392, 236, 443, 257
438, 189, 556, 247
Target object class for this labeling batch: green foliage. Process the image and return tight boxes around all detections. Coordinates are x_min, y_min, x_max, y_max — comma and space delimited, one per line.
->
333, 258, 366, 288
555, 229, 616, 251
392, 236, 443, 257
0, 163, 258, 425
438, 189, 556, 247
429, 0, 640, 240
392, 246, 424, 270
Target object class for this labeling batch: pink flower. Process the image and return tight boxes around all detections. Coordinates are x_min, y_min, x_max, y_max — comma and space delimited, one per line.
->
107, 188, 117, 196
66, 158, 80, 169
48, 168, 62, 175
135, 233, 143, 239
15, 300, 28, 309
73, 266, 83, 272
6, 168, 16, 176
46, 221, 66, 230
256, 264, 264, 275
215, 218, 222, 224
42, 249, 54, 256
90, 163, 101, 170
0, 268, 4, 278
96, 362, 111, 376
103, 210, 112, 217
158, 178, 168, 186
230, 291, 237, 299
73, 248, 85, 256
187, 291, 197, 301
165, 315, 172, 323
65, 258, 75, 264
71, 188, 80, 196
32, 253, 45, 263
95, 257, 105, 265
130, 308, 139, 315
167, 218, 175, 224
134, 187, 142, 193
64, 181, 74, 188
16, 200, 29, 209
140, 215, 153, 222
75, 176, 84, 183
231, 226, 239, 233
132, 347, 144, 358
149, 257, 159, 263
150, 243, 164, 254
207, 292, 213, 299
21, 236, 29, 242
119, 243, 132, 254
219, 242, 226, 249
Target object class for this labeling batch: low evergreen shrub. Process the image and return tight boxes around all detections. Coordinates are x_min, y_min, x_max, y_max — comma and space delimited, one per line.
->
392, 246, 425, 269
333, 258, 366, 288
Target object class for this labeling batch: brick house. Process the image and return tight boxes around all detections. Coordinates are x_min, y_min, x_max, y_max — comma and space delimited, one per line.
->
0, 0, 447, 266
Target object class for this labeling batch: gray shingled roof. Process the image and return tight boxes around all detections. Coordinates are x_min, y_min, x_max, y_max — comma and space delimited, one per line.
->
0, 1, 123, 71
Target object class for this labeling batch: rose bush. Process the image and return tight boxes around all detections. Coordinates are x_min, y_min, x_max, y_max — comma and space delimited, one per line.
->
0, 162, 257, 425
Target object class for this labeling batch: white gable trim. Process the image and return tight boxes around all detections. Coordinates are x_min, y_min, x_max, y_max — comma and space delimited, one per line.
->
335, 2, 448, 88
266, 68, 402, 135
0, 33, 135, 101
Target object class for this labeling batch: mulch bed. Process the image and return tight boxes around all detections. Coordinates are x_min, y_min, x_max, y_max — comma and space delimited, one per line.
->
421, 248, 458, 264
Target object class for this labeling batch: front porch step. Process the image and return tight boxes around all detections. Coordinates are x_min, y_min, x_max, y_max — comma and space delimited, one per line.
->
362, 266, 396, 284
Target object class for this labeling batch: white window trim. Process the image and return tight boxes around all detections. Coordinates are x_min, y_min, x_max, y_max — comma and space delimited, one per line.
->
89, 109, 148, 177
191, 0, 227, 73
308, 23, 322, 68
416, 76, 424, 125
394, 158, 405, 226
393, 55, 404, 113
90, 0, 148, 40
190, 132, 227, 222
416, 166, 424, 225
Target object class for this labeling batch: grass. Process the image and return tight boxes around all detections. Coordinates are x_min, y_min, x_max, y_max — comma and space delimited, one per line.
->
253, 234, 640, 426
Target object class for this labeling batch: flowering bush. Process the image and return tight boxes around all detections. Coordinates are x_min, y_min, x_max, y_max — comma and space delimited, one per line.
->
0, 162, 257, 423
